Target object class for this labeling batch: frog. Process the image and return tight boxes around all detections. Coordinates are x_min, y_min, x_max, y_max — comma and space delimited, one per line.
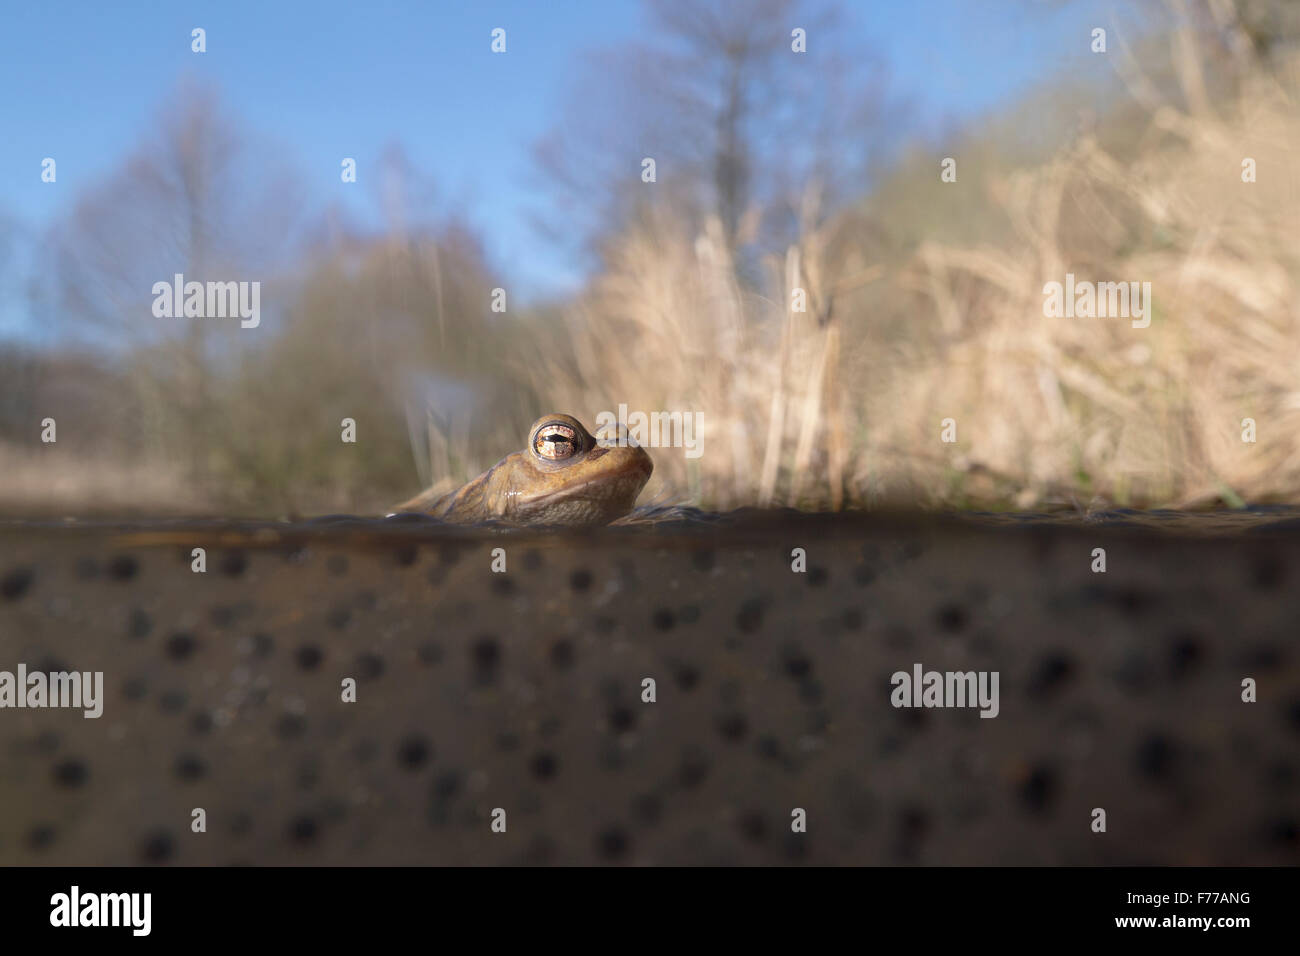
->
393, 413, 653, 527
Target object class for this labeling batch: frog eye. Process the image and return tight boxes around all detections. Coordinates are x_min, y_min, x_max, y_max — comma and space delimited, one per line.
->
533, 422, 581, 460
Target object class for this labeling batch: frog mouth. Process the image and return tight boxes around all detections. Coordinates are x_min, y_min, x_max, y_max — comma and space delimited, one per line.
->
516, 454, 652, 508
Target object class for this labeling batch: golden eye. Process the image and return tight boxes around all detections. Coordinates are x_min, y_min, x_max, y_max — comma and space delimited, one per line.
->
533, 423, 580, 460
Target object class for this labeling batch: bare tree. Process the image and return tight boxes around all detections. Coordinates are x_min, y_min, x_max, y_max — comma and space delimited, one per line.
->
532, 0, 901, 271
32, 83, 308, 484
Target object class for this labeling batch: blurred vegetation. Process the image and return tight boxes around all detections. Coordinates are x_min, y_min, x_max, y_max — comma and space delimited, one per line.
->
1, 0, 1297, 516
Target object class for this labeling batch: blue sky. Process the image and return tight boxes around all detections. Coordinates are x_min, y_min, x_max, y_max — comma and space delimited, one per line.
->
0, 0, 1109, 328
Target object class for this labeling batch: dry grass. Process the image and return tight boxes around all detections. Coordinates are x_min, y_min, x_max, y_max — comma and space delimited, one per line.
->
883, 45, 1300, 508
523, 46, 1300, 511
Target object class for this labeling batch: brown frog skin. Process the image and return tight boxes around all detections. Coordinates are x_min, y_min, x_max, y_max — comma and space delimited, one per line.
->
393, 413, 653, 526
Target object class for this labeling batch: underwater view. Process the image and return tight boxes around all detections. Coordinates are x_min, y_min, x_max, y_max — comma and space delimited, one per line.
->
2, 506, 1299, 868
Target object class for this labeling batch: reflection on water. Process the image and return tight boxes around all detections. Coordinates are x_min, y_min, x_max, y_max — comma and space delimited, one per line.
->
954, 504, 1300, 534
3, 504, 1300, 539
